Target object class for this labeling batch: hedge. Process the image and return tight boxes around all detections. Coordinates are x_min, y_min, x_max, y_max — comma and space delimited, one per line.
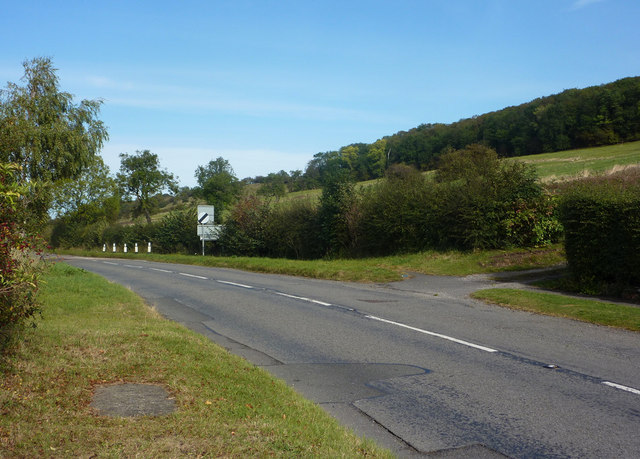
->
559, 179, 640, 288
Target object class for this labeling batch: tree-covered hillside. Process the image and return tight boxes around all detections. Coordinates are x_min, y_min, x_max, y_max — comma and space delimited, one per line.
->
388, 76, 640, 166
273, 77, 640, 191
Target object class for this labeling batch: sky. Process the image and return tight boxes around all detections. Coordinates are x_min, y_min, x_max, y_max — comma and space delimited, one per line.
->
1, 0, 639, 187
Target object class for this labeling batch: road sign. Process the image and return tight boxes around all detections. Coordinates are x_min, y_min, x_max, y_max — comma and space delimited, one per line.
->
197, 205, 214, 225
197, 224, 222, 241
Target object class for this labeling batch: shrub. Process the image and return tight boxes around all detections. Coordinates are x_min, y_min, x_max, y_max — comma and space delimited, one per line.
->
264, 199, 322, 259
559, 174, 640, 291
431, 146, 551, 250
0, 163, 45, 334
358, 165, 434, 255
154, 208, 199, 254
218, 195, 271, 256
317, 171, 360, 257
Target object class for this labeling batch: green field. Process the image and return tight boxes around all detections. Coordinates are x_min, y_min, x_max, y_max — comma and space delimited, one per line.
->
519, 140, 640, 181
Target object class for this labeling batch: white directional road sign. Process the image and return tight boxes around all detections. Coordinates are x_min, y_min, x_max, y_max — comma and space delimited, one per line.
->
197, 205, 214, 225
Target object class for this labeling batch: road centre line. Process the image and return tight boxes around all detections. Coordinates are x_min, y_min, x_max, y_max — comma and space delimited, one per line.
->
273, 291, 333, 307
217, 280, 254, 289
179, 272, 208, 280
124, 264, 142, 269
102, 261, 118, 265
602, 381, 640, 395
149, 267, 172, 273
365, 315, 498, 353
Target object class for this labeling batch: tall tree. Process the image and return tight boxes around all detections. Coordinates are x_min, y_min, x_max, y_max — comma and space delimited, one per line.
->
117, 150, 178, 224
0, 57, 108, 186
194, 157, 242, 222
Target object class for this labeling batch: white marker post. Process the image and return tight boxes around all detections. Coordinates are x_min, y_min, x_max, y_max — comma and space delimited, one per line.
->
112, 243, 116, 253
124, 243, 128, 253
103, 244, 106, 252
148, 242, 151, 253
135, 243, 138, 253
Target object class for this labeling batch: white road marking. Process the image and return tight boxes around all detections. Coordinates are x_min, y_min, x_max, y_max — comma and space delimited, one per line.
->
124, 264, 142, 269
179, 273, 208, 280
274, 292, 333, 307
365, 315, 498, 353
217, 280, 254, 289
602, 381, 640, 395
102, 261, 118, 265
149, 268, 172, 273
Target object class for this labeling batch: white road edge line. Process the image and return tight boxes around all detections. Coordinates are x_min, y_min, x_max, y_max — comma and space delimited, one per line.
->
602, 381, 640, 395
217, 280, 254, 289
149, 268, 172, 273
365, 315, 498, 353
179, 273, 208, 280
274, 292, 333, 306
102, 261, 118, 265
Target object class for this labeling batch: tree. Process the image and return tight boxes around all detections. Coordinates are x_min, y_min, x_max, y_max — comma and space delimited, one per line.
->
51, 156, 119, 223
0, 57, 106, 334
318, 168, 359, 256
257, 171, 288, 199
435, 144, 500, 183
0, 57, 108, 196
194, 157, 242, 222
117, 150, 178, 224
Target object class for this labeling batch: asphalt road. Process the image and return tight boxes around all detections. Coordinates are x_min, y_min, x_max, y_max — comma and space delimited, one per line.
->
61, 256, 640, 458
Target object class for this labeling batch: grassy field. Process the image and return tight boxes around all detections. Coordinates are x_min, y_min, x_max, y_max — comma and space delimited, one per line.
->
519, 140, 640, 181
472, 288, 640, 332
0, 263, 391, 457
57, 244, 566, 282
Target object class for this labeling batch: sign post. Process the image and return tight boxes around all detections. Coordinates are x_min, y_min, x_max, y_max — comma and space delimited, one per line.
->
197, 205, 220, 255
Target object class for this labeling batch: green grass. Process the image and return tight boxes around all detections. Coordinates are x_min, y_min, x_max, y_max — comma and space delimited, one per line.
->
519, 140, 640, 181
471, 288, 640, 331
56, 244, 566, 282
0, 263, 392, 457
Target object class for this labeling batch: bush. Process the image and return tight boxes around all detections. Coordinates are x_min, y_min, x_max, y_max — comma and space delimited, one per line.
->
264, 199, 323, 259
317, 172, 360, 257
218, 195, 271, 256
0, 163, 45, 334
559, 173, 640, 291
154, 208, 200, 254
358, 165, 435, 255
431, 146, 555, 250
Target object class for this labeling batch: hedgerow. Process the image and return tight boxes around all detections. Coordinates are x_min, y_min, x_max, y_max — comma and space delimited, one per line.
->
559, 169, 640, 293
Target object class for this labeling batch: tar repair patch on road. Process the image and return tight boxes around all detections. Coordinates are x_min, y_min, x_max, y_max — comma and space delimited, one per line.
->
91, 383, 176, 417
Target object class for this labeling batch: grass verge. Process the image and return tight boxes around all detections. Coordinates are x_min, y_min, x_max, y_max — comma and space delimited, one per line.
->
56, 244, 566, 282
0, 263, 391, 457
471, 288, 640, 332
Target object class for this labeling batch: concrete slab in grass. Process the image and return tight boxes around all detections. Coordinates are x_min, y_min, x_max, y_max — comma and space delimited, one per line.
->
91, 383, 176, 417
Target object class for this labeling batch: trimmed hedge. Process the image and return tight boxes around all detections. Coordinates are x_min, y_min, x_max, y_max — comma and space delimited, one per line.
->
559, 177, 640, 288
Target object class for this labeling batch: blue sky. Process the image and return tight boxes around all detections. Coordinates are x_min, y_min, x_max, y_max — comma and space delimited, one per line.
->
1, 0, 638, 187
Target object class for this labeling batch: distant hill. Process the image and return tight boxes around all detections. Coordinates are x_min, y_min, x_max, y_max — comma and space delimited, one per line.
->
384, 76, 640, 169
293, 76, 640, 189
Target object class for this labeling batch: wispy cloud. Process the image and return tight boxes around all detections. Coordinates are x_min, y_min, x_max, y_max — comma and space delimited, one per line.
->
571, 0, 606, 11
85, 75, 135, 91
106, 94, 383, 123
